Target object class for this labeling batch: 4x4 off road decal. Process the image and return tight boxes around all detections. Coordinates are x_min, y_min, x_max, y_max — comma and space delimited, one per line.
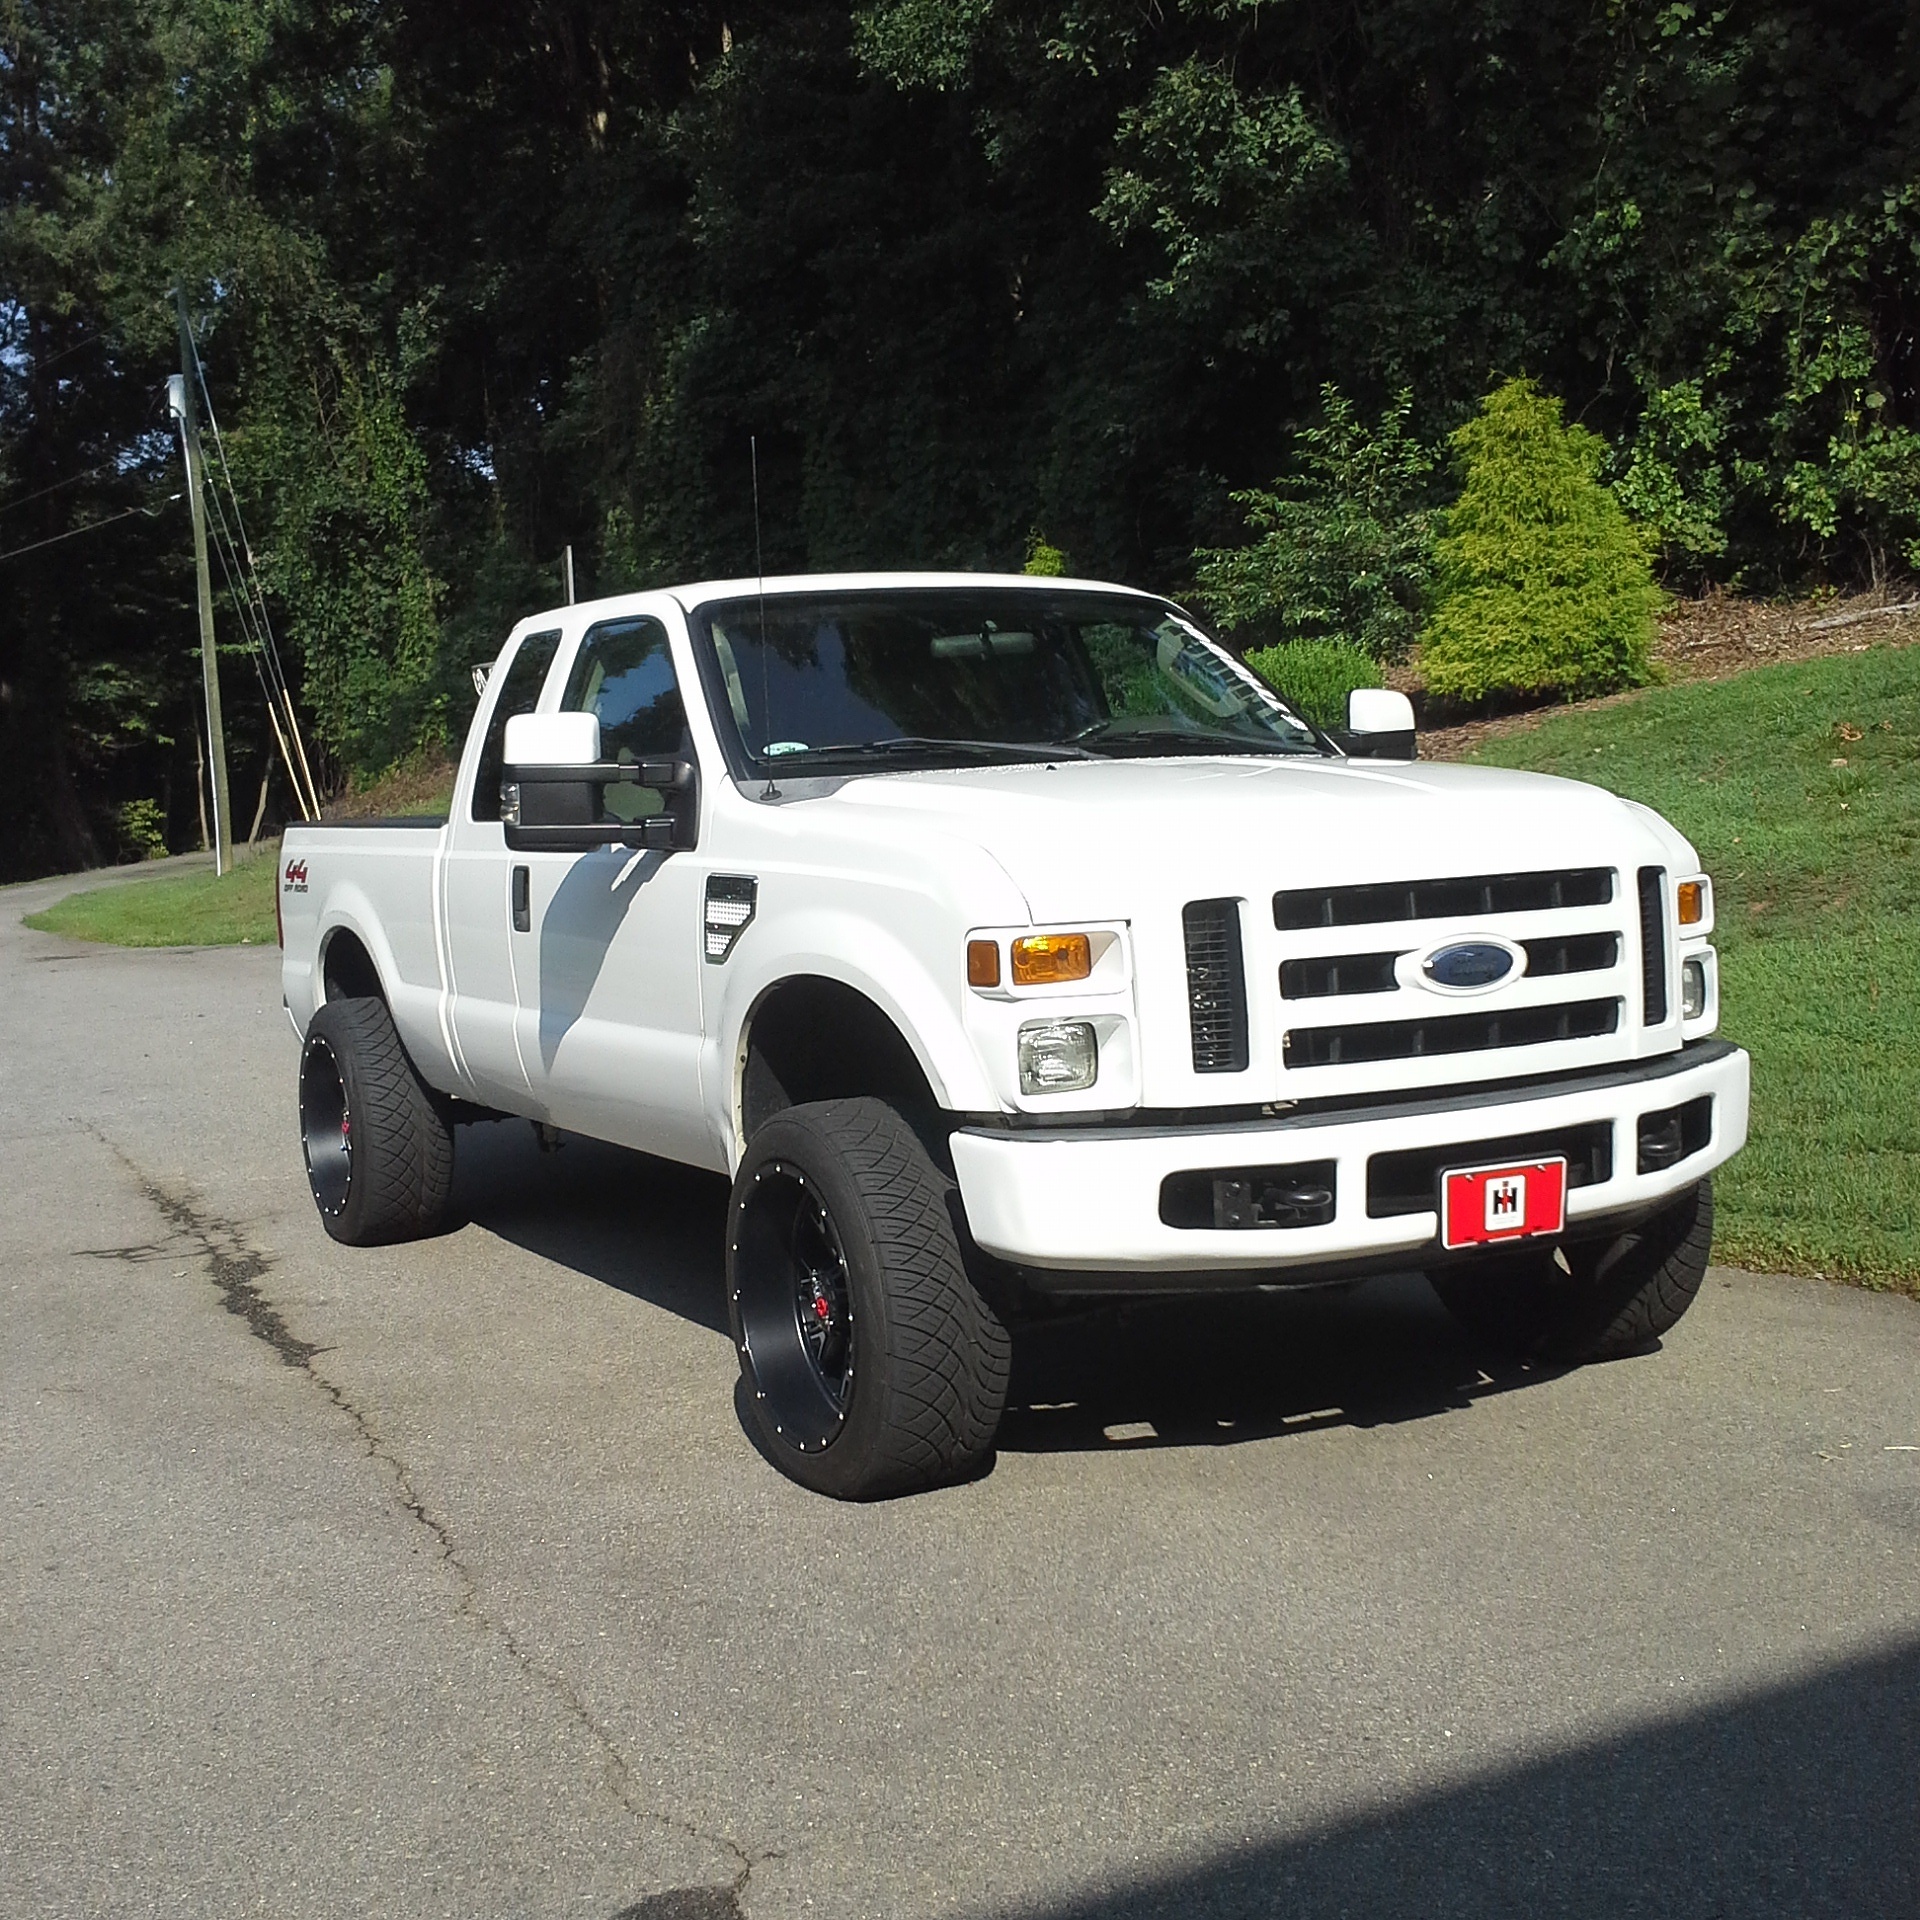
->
283, 858, 309, 894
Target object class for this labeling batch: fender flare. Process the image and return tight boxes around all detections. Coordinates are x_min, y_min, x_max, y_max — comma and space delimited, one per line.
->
708, 913, 995, 1167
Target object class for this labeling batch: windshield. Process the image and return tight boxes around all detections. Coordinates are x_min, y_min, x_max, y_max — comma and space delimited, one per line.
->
692, 589, 1324, 773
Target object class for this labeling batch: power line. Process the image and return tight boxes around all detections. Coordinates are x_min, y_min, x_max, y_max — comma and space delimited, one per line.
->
0, 458, 124, 518
180, 307, 322, 818
0, 496, 176, 565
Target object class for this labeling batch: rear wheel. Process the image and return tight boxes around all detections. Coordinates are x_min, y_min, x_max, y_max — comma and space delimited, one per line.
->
299, 995, 454, 1246
1430, 1178, 1714, 1363
727, 1098, 1010, 1499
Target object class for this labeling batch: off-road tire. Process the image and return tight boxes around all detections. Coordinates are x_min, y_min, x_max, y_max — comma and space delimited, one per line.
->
1430, 1178, 1714, 1363
727, 1098, 1011, 1499
299, 995, 455, 1246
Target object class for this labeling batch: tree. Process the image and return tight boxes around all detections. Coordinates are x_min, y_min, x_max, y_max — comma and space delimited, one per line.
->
1192, 386, 1435, 659
1421, 379, 1662, 703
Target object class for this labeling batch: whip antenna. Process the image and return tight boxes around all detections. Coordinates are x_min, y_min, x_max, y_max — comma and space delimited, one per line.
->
752, 434, 776, 798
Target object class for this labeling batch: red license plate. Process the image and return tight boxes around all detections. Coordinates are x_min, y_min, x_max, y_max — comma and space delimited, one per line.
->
1440, 1156, 1568, 1250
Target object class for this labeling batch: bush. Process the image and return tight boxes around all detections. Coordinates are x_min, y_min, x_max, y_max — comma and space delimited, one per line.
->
1244, 638, 1381, 731
117, 798, 168, 861
1023, 533, 1068, 576
1193, 386, 1436, 661
1421, 378, 1662, 702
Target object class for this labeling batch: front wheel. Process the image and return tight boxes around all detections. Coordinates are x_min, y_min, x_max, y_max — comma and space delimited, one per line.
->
1430, 1178, 1714, 1363
726, 1098, 1010, 1499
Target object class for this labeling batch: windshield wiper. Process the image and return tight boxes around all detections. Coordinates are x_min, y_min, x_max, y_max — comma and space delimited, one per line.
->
771, 735, 1097, 764
1071, 721, 1317, 758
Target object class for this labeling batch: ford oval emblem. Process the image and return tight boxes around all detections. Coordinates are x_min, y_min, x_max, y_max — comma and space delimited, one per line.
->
1423, 941, 1517, 991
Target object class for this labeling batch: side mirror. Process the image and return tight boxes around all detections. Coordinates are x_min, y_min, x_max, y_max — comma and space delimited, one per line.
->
505, 711, 599, 767
1339, 687, 1416, 761
502, 710, 699, 852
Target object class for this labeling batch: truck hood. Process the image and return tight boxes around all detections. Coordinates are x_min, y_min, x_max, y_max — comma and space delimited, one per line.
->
822, 754, 1690, 918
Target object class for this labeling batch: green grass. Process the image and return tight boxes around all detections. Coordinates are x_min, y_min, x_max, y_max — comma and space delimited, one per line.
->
1469, 641, 1920, 1293
24, 852, 282, 948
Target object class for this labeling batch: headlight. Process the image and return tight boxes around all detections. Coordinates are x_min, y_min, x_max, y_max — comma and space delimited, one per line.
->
1018, 1019, 1098, 1094
1682, 955, 1709, 1021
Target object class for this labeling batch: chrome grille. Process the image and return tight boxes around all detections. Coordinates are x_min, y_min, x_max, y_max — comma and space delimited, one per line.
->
1280, 951, 1402, 999
1283, 996, 1621, 1069
1275, 866, 1614, 931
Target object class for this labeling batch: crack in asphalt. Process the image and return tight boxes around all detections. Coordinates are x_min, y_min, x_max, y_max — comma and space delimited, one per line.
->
90, 1132, 757, 1912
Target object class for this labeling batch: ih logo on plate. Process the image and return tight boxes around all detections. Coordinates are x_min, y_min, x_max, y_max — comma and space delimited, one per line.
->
1485, 1173, 1526, 1230
283, 858, 309, 893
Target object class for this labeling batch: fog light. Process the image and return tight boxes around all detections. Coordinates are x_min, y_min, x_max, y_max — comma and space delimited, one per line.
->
1018, 1019, 1098, 1094
1681, 955, 1708, 1021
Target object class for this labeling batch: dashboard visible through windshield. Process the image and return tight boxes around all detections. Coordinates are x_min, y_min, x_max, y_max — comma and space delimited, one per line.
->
691, 589, 1324, 775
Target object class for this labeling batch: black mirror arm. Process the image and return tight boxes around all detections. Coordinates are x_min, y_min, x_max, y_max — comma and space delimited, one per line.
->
506, 758, 694, 790
1328, 728, 1417, 762
504, 816, 689, 853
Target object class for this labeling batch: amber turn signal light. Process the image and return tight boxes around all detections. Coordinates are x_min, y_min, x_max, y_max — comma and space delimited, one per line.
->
1677, 879, 1707, 927
967, 939, 1001, 988
1011, 932, 1093, 986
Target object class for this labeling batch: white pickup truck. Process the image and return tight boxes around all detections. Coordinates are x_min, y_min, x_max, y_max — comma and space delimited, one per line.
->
280, 572, 1748, 1498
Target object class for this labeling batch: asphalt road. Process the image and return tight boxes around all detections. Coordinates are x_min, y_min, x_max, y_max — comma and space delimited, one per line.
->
3, 861, 1917, 1920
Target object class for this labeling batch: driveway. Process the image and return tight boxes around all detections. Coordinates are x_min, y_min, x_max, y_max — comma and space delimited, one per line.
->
3, 866, 1916, 1918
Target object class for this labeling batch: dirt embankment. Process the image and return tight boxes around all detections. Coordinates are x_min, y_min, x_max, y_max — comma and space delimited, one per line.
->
321, 753, 459, 820
1408, 589, 1920, 762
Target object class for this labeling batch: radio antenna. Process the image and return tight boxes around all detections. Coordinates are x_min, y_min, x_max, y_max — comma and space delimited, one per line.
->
752, 434, 776, 799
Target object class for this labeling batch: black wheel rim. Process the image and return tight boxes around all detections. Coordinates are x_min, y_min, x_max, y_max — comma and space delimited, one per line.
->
732, 1161, 855, 1453
300, 1036, 353, 1216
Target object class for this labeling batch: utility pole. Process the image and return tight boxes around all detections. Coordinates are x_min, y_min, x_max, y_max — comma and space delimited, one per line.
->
171, 285, 233, 875
562, 543, 577, 604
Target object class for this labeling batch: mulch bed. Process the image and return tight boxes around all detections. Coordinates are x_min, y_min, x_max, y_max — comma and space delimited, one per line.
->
1410, 589, 1920, 762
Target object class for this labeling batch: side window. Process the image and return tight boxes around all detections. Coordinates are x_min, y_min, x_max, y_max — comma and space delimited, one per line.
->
562, 617, 690, 822
470, 629, 562, 822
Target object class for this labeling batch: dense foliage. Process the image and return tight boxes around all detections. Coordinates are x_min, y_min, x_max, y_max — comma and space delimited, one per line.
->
1422, 379, 1663, 702
1193, 387, 1435, 660
7, 1, 1920, 875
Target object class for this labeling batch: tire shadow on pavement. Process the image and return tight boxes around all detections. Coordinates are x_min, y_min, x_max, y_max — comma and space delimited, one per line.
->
449, 1117, 733, 1335
997, 1276, 1561, 1454
448, 1118, 1563, 1455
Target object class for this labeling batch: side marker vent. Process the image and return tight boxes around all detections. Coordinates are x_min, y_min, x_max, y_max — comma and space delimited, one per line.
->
1183, 899, 1250, 1073
704, 874, 758, 963
1637, 866, 1668, 1025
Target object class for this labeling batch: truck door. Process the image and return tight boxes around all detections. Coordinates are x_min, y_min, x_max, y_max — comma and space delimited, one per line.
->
514, 614, 714, 1167
442, 627, 563, 1108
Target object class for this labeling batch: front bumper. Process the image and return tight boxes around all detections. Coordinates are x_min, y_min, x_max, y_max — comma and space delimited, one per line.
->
949, 1040, 1748, 1287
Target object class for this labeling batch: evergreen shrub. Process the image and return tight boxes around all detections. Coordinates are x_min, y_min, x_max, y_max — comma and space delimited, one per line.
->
1421, 378, 1662, 702
1244, 638, 1381, 731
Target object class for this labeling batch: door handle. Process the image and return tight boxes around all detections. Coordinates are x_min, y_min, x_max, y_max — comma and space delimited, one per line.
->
511, 864, 531, 933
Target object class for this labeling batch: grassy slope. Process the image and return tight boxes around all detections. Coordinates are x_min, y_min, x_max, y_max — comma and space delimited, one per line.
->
24, 852, 281, 948
1469, 641, 1920, 1292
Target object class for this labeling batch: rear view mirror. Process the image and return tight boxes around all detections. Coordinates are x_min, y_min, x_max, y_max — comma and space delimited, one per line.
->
1338, 688, 1416, 761
501, 709, 698, 852
504, 711, 600, 766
